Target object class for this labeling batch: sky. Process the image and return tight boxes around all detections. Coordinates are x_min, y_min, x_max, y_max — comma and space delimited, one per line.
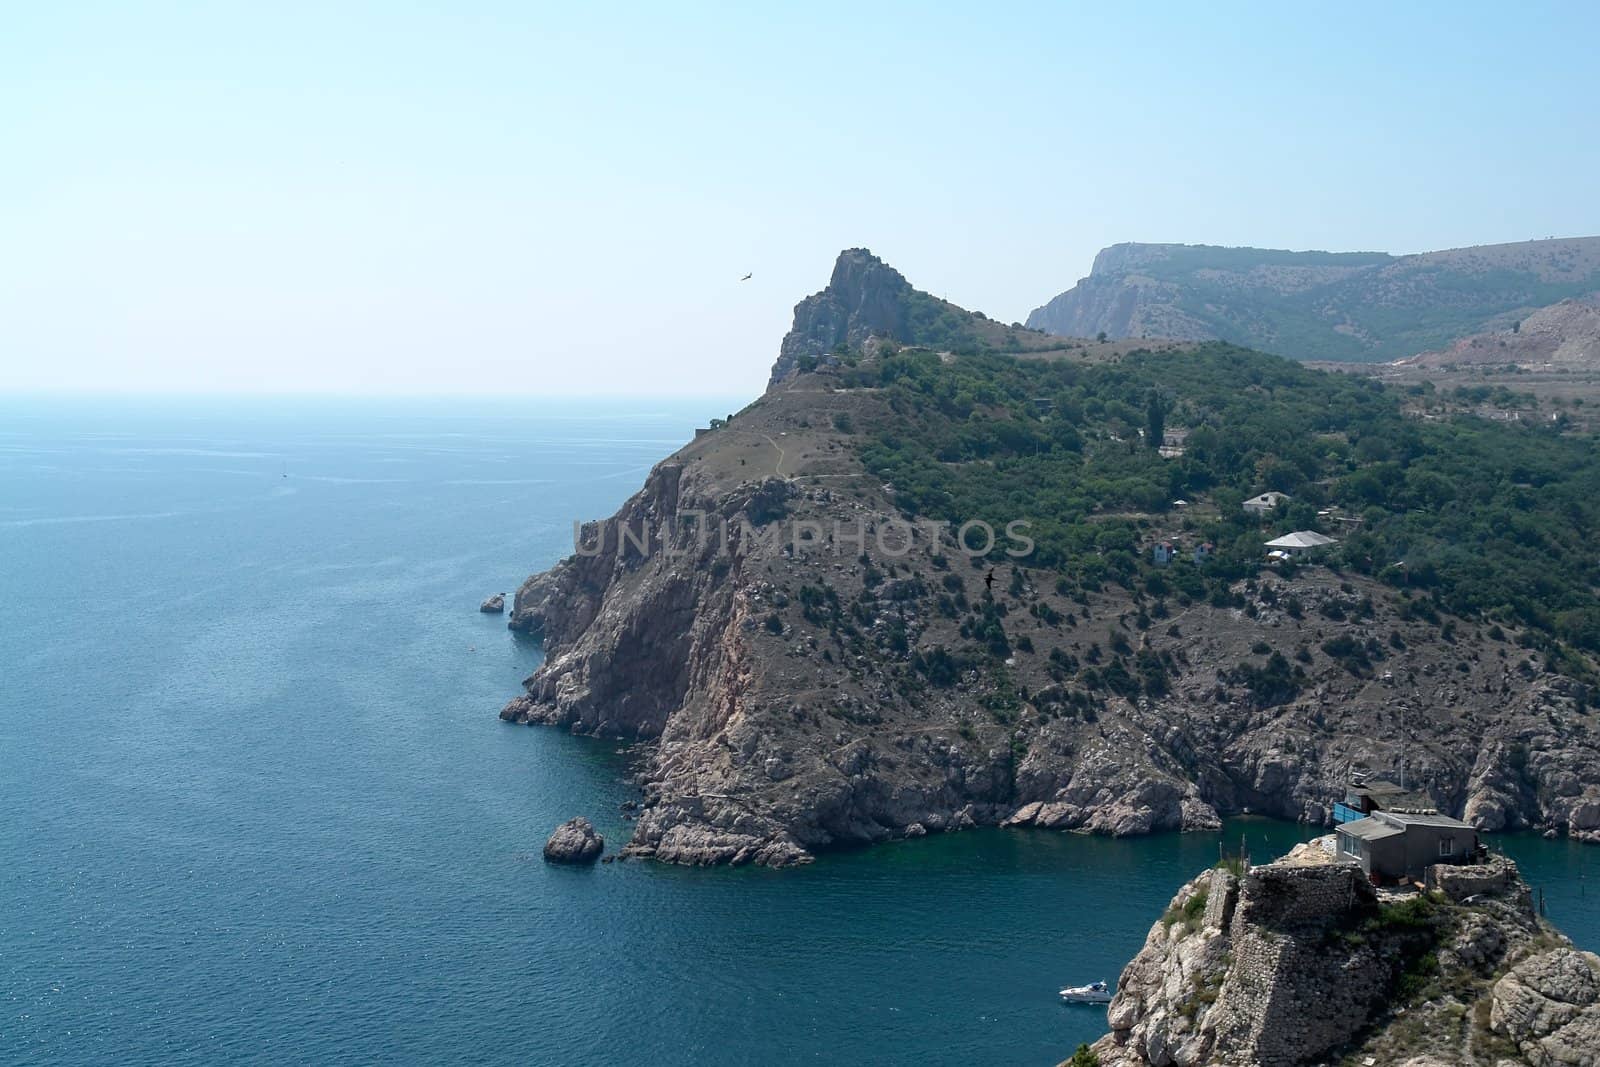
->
3, 2, 1599, 398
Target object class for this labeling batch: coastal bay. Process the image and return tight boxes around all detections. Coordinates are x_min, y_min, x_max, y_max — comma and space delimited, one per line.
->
2, 398, 1593, 1066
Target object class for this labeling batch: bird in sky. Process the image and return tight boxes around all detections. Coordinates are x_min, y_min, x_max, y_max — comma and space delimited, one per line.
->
739, 272, 753, 281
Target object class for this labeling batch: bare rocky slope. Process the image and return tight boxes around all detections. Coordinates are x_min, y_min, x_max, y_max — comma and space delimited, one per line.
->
500, 251, 1600, 868
1026, 238, 1600, 363
1400, 297, 1600, 371
1080, 844, 1600, 1067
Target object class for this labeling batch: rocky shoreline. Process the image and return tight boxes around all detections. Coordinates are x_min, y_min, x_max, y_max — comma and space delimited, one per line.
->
497, 251, 1600, 869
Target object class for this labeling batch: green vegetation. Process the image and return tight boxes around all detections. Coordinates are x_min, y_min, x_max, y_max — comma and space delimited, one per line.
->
1177, 968, 1225, 1019
1066, 1044, 1100, 1067
1226, 650, 1305, 708
1161, 888, 1209, 935
886, 284, 1075, 358
1369, 895, 1439, 934
1362, 895, 1449, 1005
1145, 389, 1166, 450
847, 343, 1600, 679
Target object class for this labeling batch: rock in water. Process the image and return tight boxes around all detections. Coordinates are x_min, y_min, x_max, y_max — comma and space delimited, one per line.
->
543, 817, 604, 864
479, 593, 505, 613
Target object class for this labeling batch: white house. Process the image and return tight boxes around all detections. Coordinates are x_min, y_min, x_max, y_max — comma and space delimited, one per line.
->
1243, 491, 1291, 516
1264, 531, 1338, 557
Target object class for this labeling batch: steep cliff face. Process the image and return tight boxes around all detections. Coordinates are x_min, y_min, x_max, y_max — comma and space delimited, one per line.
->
1026, 237, 1600, 363
504, 378, 1070, 866
1087, 845, 1600, 1067
502, 386, 1029, 866
498, 252, 1600, 869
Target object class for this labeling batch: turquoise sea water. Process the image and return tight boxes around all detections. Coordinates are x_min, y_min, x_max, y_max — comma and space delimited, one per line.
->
2, 398, 1596, 1066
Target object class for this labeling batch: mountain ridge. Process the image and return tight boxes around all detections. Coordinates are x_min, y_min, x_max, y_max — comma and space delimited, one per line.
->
1027, 236, 1600, 362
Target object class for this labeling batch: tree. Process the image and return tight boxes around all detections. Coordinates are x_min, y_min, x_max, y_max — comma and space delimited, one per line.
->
1146, 389, 1166, 450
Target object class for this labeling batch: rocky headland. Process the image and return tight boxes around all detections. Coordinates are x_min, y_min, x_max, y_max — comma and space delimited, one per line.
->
1079, 841, 1599, 1067
499, 249, 1600, 869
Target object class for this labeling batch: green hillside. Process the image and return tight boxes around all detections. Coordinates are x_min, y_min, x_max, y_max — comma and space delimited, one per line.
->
842, 343, 1600, 677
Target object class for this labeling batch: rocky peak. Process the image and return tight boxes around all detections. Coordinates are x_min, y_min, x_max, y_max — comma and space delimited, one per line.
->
767, 248, 912, 387
827, 246, 910, 298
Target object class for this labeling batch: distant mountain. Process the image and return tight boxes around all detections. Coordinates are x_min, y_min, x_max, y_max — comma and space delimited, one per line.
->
1026, 237, 1600, 362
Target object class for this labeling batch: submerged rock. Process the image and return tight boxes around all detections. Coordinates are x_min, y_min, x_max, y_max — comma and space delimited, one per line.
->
479, 593, 506, 614
542, 817, 604, 864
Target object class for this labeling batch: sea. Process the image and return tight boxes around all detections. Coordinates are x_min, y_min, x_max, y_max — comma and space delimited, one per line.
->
2, 396, 1595, 1066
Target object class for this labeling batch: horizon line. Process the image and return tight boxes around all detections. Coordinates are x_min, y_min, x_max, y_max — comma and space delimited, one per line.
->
0, 388, 760, 402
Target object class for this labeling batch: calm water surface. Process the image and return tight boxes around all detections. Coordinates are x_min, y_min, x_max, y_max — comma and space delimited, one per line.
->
2, 398, 1594, 1066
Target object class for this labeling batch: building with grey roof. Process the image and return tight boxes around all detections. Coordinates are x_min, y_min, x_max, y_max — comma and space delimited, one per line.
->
1264, 530, 1339, 555
1335, 810, 1478, 884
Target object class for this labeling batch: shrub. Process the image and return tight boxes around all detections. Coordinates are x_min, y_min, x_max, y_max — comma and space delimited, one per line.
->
1321, 634, 1372, 675
1227, 651, 1303, 708
1162, 889, 1210, 936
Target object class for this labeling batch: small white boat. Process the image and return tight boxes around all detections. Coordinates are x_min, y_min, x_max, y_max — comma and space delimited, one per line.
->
1059, 980, 1112, 1004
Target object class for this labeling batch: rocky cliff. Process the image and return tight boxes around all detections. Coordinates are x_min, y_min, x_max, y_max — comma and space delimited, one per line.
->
768, 247, 1069, 386
1026, 238, 1600, 363
768, 249, 913, 386
1083, 843, 1600, 1067
499, 250, 1600, 868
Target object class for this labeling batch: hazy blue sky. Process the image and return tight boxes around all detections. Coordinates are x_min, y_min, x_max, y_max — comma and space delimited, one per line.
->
4, 2, 1598, 397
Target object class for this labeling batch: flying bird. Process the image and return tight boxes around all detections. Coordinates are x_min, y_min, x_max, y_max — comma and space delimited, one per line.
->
739, 272, 753, 281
